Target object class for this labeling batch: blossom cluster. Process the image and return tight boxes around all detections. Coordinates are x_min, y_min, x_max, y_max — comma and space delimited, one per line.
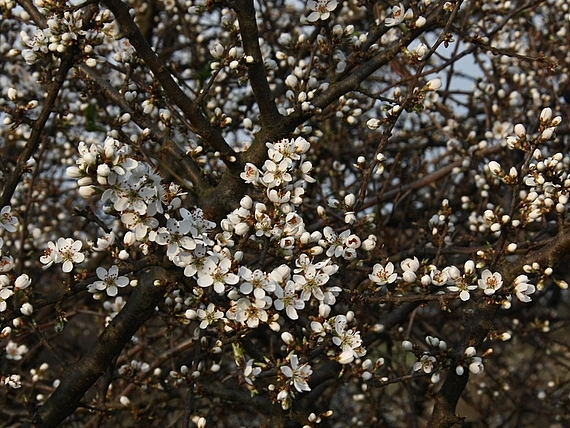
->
11, 105, 555, 406
9, 119, 547, 404
401, 336, 483, 384
64, 135, 366, 374
483, 110, 569, 226
21, 10, 94, 65
370, 258, 533, 304
1, 0, 569, 422
519, 149, 570, 225
506, 108, 562, 151
224, 137, 314, 248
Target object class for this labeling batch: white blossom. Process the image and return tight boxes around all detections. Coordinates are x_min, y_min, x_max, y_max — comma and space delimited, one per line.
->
478, 269, 503, 295
385, 3, 413, 27
195, 303, 224, 329
0, 206, 18, 233
88, 266, 129, 297
413, 355, 436, 373
197, 255, 239, 293
41, 238, 85, 272
5, 341, 28, 360
307, 0, 338, 22
513, 275, 536, 302
280, 354, 312, 392
369, 262, 397, 285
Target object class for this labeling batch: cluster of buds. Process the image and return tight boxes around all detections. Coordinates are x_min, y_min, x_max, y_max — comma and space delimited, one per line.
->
518, 148, 570, 225
506, 107, 562, 151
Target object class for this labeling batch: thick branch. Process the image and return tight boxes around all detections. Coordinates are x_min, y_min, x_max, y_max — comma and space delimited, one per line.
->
101, 0, 240, 169
24, 266, 180, 428
16, 0, 47, 28
428, 228, 570, 427
234, 0, 282, 128
428, 302, 497, 428
501, 228, 570, 282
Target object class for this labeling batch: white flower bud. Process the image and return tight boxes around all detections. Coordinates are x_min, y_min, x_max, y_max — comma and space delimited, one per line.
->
541, 127, 555, 141
8, 87, 17, 101
514, 123, 526, 137
415, 16, 426, 27
20, 303, 33, 316
240, 195, 253, 209
540, 107, 552, 123
285, 74, 299, 89
97, 164, 111, 177
66, 166, 82, 178
488, 161, 502, 175
234, 222, 250, 236
309, 246, 323, 256
15, 274, 31, 290
281, 332, 294, 345
185, 309, 198, 319
210, 43, 224, 58
425, 78, 442, 91
367, 118, 381, 130
402, 270, 416, 283
79, 185, 97, 198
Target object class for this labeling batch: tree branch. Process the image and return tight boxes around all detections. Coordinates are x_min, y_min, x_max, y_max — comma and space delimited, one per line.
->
427, 302, 496, 428
428, 228, 570, 427
233, 0, 283, 128
282, 5, 444, 133
24, 266, 180, 428
101, 0, 240, 169
16, 0, 47, 28
0, 49, 76, 209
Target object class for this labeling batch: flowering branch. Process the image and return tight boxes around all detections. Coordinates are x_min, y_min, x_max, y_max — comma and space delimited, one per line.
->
0, 48, 76, 209
24, 266, 180, 428
77, 64, 210, 194
101, 0, 239, 169
429, 229, 570, 427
